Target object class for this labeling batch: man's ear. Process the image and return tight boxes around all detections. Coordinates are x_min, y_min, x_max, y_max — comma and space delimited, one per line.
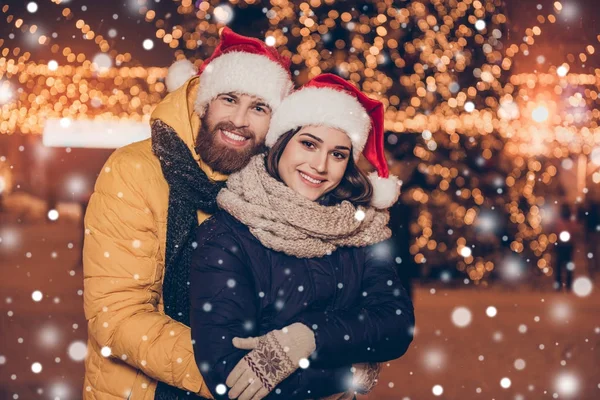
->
197, 103, 209, 119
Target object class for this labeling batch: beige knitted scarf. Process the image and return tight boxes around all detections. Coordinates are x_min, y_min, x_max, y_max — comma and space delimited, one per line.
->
217, 155, 392, 258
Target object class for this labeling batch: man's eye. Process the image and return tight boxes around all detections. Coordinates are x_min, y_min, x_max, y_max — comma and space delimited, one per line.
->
255, 106, 265, 113
222, 97, 235, 103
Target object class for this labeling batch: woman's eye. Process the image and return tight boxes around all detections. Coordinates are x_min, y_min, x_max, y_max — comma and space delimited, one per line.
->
301, 141, 316, 149
332, 152, 347, 160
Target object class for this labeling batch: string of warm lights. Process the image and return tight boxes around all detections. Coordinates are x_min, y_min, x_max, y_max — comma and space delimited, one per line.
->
3, 0, 594, 139
2, 59, 597, 143
0, 59, 166, 134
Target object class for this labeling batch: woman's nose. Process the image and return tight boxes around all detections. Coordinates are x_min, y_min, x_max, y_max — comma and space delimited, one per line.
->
309, 152, 328, 174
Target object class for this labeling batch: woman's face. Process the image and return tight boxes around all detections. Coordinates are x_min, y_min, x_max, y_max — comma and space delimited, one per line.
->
277, 125, 352, 201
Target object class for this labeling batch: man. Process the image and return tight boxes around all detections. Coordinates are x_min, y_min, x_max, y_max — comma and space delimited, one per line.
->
82, 28, 293, 399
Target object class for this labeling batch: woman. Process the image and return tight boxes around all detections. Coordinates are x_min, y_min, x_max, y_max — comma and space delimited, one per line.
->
190, 74, 415, 400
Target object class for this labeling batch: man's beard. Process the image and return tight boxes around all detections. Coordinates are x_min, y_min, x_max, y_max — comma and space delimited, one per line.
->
195, 117, 266, 175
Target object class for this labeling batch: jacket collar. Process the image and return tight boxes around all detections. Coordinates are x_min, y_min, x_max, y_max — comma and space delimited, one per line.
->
151, 76, 228, 183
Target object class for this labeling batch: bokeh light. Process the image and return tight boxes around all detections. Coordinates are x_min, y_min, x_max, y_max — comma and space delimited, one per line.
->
451, 307, 472, 328
531, 106, 549, 123
67, 341, 87, 362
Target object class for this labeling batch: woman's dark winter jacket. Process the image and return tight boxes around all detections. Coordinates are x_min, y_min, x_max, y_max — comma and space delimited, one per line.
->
190, 211, 415, 399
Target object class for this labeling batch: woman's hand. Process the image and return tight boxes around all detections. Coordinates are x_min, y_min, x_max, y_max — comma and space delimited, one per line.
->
308, 363, 381, 400
351, 362, 381, 394
226, 323, 316, 399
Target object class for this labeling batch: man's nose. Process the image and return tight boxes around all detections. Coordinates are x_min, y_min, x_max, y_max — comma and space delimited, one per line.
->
230, 105, 250, 128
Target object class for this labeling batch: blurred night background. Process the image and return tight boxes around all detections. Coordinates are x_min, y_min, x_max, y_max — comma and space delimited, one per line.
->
1, 0, 600, 399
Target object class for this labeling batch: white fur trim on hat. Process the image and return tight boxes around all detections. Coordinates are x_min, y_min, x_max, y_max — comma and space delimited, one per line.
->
265, 87, 371, 161
368, 171, 401, 209
166, 59, 198, 92
194, 52, 293, 116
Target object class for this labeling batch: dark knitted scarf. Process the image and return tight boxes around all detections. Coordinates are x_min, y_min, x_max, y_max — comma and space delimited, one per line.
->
151, 120, 225, 400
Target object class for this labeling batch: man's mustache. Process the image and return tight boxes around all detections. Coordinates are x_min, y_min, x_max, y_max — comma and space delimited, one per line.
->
212, 122, 255, 140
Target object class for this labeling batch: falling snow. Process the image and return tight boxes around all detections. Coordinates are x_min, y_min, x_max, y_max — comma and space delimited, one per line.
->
1, 1, 599, 399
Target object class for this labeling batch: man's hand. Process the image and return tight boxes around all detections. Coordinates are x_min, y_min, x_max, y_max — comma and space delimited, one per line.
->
226, 323, 316, 399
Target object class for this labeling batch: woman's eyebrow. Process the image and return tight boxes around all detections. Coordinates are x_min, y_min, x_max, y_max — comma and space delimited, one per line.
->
299, 133, 324, 143
299, 133, 350, 151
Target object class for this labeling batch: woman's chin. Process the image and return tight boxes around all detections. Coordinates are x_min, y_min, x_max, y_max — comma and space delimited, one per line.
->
292, 185, 322, 202
301, 190, 321, 201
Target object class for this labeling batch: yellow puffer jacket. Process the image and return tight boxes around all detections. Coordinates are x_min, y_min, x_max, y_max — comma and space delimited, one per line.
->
83, 76, 223, 399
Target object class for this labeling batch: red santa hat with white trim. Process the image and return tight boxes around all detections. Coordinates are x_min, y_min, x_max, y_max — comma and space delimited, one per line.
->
265, 73, 400, 209
166, 27, 293, 115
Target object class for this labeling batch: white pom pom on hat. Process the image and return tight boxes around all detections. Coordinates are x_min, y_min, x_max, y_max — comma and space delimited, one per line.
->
165, 59, 197, 93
